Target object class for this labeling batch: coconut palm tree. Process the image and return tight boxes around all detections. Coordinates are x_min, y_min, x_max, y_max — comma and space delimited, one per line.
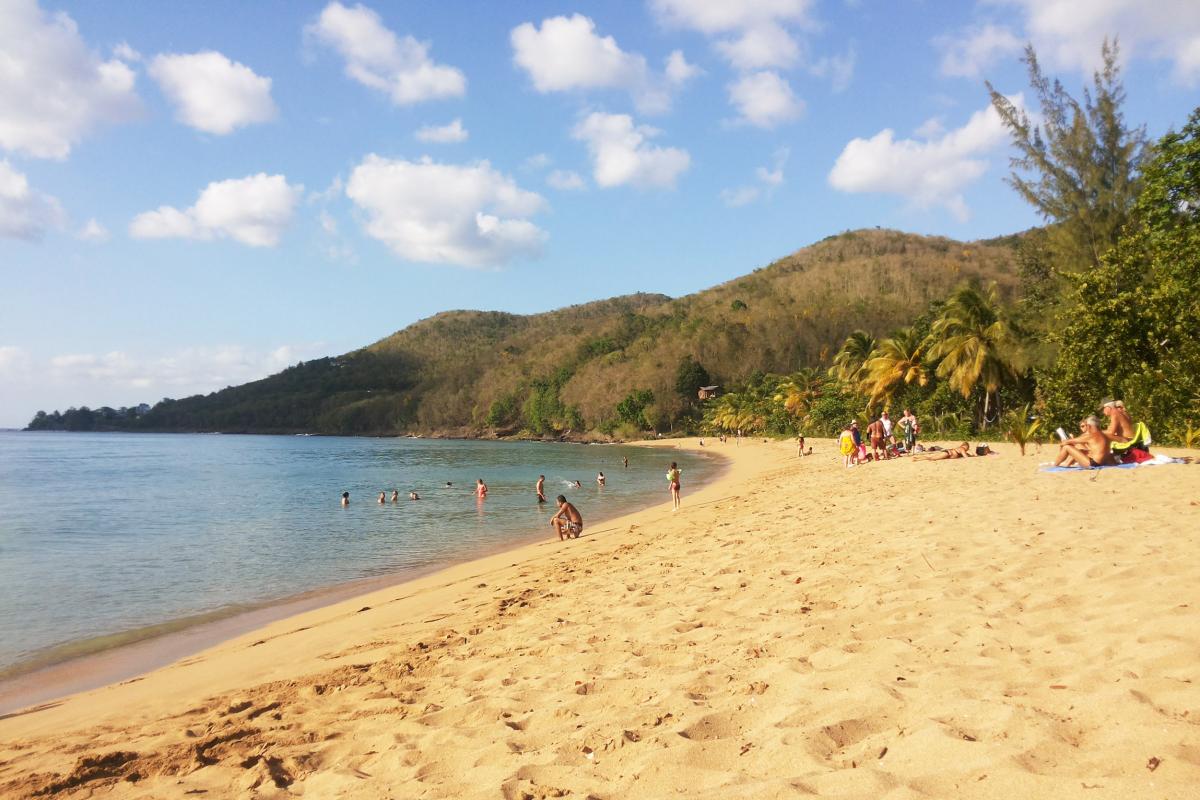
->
828, 330, 876, 385
926, 285, 1022, 427
861, 326, 928, 407
774, 367, 824, 418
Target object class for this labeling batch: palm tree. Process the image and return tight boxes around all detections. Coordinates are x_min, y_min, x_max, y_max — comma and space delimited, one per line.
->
828, 330, 876, 385
861, 327, 928, 407
774, 367, 824, 418
927, 285, 1022, 427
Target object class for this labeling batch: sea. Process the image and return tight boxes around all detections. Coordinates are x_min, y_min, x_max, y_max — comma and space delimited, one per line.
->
0, 431, 719, 683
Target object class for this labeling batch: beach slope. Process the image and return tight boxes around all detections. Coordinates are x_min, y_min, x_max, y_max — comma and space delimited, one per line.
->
2, 440, 1198, 799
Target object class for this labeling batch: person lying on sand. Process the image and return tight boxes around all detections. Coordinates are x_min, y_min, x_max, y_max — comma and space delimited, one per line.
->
913, 442, 972, 461
550, 495, 583, 540
1102, 399, 1135, 444
1058, 417, 1117, 468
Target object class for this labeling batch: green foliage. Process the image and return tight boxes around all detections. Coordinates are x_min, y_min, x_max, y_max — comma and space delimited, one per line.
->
615, 389, 656, 430
730, 299, 747, 311
1038, 107, 1200, 443
674, 355, 711, 400
988, 39, 1148, 275
1004, 403, 1043, 455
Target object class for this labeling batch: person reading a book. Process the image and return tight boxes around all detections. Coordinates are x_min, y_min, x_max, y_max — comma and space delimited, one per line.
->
1057, 417, 1117, 468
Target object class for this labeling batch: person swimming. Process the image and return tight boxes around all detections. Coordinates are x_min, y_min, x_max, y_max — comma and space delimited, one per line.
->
341, 491, 350, 506
409, 491, 420, 500
391, 490, 399, 502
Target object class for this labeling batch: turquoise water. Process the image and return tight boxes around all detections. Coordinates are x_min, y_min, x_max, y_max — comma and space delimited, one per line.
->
0, 432, 718, 676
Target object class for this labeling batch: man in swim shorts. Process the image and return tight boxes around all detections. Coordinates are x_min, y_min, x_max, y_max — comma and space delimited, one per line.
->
1059, 417, 1117, 468
866, 417, 886, 460
550, 495, 583, 540
536, 475, 546, 503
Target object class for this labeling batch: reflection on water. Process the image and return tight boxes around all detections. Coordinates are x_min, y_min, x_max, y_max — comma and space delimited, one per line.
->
0, 432, 717, 675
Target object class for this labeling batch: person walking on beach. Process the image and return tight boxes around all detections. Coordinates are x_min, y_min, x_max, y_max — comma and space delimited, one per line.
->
536, 475, 546, 503
666, 462, 682, 510
476, 479, 488, 499
550, 495, 583, 540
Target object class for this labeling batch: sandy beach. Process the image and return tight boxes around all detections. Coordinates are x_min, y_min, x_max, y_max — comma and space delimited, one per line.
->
1, 438, 1198, 799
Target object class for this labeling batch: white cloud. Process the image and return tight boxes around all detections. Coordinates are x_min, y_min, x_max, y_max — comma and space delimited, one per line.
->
997, 0, 1200, 84
510, 15, 696, 113
547, 169, 585, 190
651, 0, 816, 70
307, 1, 465, 104
130, 173, 302, 247
937, 24, 1023, 79
149, 51, 277, 135
77, 218, 109, 242
113, 42, 141, 62
0, 0, 140, 159
345, 154, 547, 267
572, 112, 691, 189
720, 186, 760, 207
721, 147, 788, 207
0, 160, 65, 240
728, 71, 804, 128
809, 46, 857, 92
523, 153, 552, 170
415, 118, 468, 143
828, 99, 1019, 221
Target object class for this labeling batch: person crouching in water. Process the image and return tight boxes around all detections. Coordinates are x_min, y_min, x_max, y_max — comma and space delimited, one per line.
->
550, 495, 583, 540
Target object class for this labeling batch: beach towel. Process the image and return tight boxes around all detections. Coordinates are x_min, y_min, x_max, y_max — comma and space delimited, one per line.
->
1040, 454, 1183, 473
1112, 421, 1152, 454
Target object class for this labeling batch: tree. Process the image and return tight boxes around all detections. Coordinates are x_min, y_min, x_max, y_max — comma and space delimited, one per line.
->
927, 285, 1023, 426
674, 355, 710, 401
861, 326, 928, 407
616, 389, 656, 429
774, 367, 823, 419
828, 330, 876, 385
987, 39, 1148, 277
1038, 107, 1200, 440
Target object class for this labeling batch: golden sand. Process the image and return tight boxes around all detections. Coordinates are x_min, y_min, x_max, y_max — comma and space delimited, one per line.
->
1, 439, 1198, 799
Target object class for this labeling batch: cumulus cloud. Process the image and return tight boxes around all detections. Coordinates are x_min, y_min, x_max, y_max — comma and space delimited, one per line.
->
0, 160, 65, 240
546, 169, 585, 190
510, 15, 697, 114
998, 0, 1200, 84
523, 153, 552, 171
77, 218, 109, 242
130, 173, 302, 246
307, 1, 465, 104
0, 0, 140, 159
572, 112, 691, 189
149, 51, 277, 134
828, 100, 1019, 221
415, 118, 468, 143
651, 0, 815, 68
728, 71, 804, 128
937, 23, 1023, 79
808, 46, 856, 92
345, 155, 547, 267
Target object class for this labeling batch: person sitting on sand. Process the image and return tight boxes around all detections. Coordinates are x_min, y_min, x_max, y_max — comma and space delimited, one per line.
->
1054, 420, 1091, 467
550, 495, 583, 540
1101, 399, 1135, 444
913, 442, 972, 461
409, 491, 420, 500
1058, 417, 1117, 469
476, 479, 487, 499
597, 471, 606, 486
341, 491, 350, 506
536, 475, 546, 503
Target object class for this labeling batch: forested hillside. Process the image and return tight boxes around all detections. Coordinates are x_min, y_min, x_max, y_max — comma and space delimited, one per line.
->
27, 228, 1022, 437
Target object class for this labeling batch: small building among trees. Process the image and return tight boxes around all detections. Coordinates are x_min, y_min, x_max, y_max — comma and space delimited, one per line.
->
698, 385, 720, 401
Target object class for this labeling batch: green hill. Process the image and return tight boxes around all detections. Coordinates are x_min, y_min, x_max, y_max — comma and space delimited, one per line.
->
27, 228, 1024, 436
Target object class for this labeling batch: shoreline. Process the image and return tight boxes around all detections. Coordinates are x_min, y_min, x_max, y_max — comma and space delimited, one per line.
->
0, 440, 729, 717
4, 438, 1198, 798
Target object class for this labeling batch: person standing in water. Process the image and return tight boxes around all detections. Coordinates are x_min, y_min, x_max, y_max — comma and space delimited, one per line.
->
666, 462, 682, 510
536, 475, 546, 504
597, 471, 606, 486
341, 491, 350, 506
623, 456, 629, 469
390, 490, 399, 502
476, 479, 488, 499
378, 491, 386, 504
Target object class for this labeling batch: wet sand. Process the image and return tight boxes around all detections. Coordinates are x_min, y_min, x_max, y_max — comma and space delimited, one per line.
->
1, 439, 1198, 798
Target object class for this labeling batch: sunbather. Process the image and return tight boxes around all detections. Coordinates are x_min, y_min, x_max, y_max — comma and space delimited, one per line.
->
913, 442, 971, 461
1058, 417, 1117, 468
1101, 399, 1135, 443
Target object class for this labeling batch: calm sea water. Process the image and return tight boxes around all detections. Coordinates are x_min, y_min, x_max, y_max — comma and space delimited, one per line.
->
0, 432, 718, 677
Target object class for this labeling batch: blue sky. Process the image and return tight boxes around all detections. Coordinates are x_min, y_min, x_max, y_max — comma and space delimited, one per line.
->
1, 0, 1197, 427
